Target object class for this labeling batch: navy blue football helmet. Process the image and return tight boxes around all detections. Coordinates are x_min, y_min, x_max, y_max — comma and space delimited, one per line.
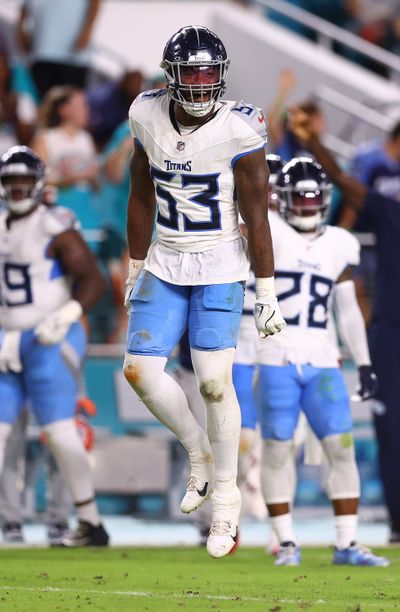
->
266, 154, 285, 183
275, 157, 332, 231
266, 154, 285, 210
160, 25, 229, 118
0, 146, 45, 215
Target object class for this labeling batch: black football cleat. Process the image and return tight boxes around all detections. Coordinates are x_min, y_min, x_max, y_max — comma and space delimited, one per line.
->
47, 521, 70, 547
2, 521, 24, 543
60, 520, 109, 547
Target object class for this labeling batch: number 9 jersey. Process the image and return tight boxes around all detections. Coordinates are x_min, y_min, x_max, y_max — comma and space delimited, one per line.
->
257, 212, 360, 367
128, 89, 267, 284
0, 205, 79, 331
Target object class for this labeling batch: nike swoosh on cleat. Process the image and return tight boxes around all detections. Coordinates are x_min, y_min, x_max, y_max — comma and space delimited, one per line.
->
197, 482, 209, 497
229, 528, 240, 555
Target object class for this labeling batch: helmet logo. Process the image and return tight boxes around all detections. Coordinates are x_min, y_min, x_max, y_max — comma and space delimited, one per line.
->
176, 141, 185, 151
188, 52, 212, 62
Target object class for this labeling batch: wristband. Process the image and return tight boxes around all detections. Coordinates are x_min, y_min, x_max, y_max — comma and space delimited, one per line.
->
128, 259, 145, 278
255, 277, 276, 300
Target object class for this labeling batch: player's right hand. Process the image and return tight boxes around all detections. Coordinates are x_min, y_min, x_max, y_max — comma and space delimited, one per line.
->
0, 330, 22, 373
124, 259, 144, 314
254, 298, 286, 338
288, 106, 317, 144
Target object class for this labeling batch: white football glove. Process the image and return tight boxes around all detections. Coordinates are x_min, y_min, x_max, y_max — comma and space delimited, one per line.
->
0, 330, 22, 373
34, 300, 83, 345
254, 277, 286, 338
124, 259, 144, 314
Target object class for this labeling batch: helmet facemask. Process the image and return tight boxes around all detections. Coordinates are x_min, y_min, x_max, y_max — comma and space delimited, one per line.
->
277, 180, 332, 231
162, 58, 229, 117
0, 172, 44, 216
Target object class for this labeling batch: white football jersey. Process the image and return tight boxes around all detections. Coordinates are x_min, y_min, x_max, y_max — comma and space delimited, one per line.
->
256, 213, 360, 367
129, 89, 267, 285
0, 205, 78, 331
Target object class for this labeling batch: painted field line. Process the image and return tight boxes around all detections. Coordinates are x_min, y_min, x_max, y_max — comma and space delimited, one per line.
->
0, 586, 396, 608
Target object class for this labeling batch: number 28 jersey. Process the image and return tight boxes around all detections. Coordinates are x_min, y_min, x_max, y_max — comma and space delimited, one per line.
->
257, 213, 360, 367
128, 90, 267, 285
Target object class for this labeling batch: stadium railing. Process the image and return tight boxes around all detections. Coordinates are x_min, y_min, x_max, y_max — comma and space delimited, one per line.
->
254, 0, 400, 82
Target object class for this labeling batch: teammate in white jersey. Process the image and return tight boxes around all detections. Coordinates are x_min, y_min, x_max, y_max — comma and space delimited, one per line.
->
258, 157, 388, 567
234, 154, 286, 526
0, 146, 109, 547
123, 25, 285, 558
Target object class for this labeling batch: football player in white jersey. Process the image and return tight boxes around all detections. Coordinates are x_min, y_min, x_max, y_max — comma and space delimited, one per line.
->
234, 154, 286, 529
0, 146, 109, 547
123, 25, 285, 558
258, 157, 388, 566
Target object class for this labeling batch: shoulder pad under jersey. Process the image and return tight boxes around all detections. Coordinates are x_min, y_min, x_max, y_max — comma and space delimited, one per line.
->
230, 101, 268, 139
131, 89, 168, 110
43, 206, 80, 237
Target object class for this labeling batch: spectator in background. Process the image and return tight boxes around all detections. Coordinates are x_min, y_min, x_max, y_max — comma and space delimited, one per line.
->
267, 68, 326, 160
97, 120, 131, 342
0, 49, 36, 153
87, 70, 144, 150
343, 123, 400, 325
265, 0, 360, 41
31, 86, 100, 253
16, 0, 102, 99
350, 122, 400, 201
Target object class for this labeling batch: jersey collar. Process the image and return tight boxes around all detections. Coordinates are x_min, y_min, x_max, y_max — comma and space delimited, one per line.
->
169, 100, 222, 135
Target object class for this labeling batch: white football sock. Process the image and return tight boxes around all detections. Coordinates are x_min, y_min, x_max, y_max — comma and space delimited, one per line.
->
334, 514, 358, 550
238, 427, 256, 485
269, 512, 296, 545
191, 348, 241, 496
0, 422, 12, 474
124, 354, 213, 481
261, 439, 294, 505
43, 419, 100, 525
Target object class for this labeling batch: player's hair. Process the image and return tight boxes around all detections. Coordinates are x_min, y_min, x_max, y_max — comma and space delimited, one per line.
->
298, 100, 321, 116
390, 119, 400, 141
38, 85, 80, 128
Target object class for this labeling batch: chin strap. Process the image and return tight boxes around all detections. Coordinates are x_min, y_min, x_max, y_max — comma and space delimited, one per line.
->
8, 198, 37, 215
289, 212, 322, 231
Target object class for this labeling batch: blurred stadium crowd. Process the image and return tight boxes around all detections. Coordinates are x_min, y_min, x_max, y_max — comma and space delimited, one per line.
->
2, 0, 398, 344
244, 0, 400, 75
0, 0, 400, 548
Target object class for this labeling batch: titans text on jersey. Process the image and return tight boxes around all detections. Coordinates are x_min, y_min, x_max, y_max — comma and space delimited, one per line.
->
129, 90, 267, 253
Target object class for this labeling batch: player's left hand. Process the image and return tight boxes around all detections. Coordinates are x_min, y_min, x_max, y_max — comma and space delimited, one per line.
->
0, 330, 22, 373
254, 297, 286, 338
34, 300, 83, 345
353, 365, 377, 401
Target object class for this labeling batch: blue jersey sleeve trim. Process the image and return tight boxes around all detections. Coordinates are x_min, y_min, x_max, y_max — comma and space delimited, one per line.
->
44, 240, 65, 280
231, 146, 264, 168
134, 137, 143, 149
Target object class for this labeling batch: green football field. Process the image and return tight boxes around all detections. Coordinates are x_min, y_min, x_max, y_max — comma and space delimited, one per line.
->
0, 547, 398, 611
